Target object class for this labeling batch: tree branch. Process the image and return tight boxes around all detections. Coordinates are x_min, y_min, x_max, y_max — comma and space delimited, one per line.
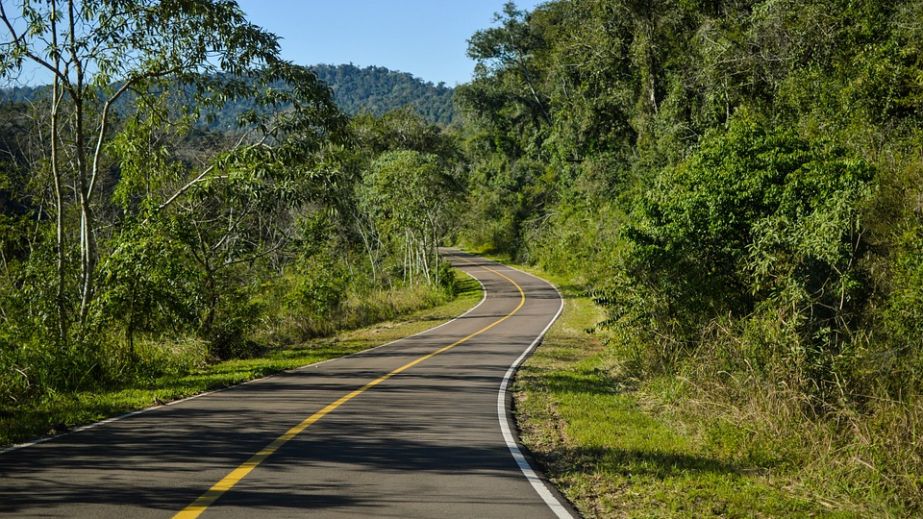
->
0, 2, 70, 85
157, 165, 220, 211
88, 65, 184, 200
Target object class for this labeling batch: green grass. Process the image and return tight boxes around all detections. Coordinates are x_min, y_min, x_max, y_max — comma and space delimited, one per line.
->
475, 255, 853, 518
1, 273, 482, 447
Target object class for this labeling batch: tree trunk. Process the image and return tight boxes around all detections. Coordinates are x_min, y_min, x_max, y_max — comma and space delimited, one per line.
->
67, 0, 96, 325
50, 50, 67, 344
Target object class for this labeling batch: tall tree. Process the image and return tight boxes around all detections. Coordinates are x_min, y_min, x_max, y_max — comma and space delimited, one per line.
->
359, 150, 456, 285
0, 0, 311, 340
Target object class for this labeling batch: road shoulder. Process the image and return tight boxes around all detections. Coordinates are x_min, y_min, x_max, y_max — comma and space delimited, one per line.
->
486, 259, 836, 518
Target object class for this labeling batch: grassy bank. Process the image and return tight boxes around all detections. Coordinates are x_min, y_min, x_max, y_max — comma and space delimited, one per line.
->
486, 255, 901, 518
1, 273, 482, 448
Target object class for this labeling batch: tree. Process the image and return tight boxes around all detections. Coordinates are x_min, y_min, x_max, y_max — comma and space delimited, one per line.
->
0, 0, 333, 342
359, 150, 456, 285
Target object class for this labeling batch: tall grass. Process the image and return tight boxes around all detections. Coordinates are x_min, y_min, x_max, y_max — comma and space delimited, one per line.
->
252, 273, 456, 345
0, 269, 468, 447
0, 262, 459, 432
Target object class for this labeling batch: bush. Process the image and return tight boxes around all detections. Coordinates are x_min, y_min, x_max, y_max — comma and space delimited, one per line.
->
606, 111, 875, 397
282, 247, 350, 338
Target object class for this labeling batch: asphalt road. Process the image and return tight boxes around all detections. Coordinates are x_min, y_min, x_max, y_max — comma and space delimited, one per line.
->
0, 250, 574, 518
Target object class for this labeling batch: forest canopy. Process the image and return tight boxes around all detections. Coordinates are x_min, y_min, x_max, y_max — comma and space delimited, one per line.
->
0, 0, 461, 408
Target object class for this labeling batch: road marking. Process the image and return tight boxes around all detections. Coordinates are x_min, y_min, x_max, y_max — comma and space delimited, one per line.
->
173, 262, 525, 519
287, 268, 489, 372
495, 265, 573, 518
0, 271, 488, 458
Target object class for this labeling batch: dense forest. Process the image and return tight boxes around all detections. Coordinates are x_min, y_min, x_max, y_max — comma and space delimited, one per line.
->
1, 0, 922, 515
1, 63, 457, 127
456, 0, 923, 514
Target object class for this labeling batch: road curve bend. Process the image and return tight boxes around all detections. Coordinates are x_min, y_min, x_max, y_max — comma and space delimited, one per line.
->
0, 249, 575, 518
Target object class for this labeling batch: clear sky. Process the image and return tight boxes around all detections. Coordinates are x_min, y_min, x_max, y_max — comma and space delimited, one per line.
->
236, 0, 545, 86
2, 0, 544, 87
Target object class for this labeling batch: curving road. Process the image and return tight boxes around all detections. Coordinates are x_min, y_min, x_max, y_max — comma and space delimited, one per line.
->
0, 250, 574, 518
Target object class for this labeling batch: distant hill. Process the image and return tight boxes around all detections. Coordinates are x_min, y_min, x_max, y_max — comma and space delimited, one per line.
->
0, 85, 46, 104
0, 64, 457, 126
312, 64, 456, 125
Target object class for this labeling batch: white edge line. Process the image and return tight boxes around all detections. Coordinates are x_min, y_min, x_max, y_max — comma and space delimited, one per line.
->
0, 268, 489, 457
495, 263, 574, 519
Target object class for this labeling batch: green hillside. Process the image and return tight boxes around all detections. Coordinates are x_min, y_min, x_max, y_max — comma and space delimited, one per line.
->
312, 64, 456, 125
0, 63, 456, 126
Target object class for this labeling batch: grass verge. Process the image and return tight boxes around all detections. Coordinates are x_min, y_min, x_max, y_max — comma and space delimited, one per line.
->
1, 272, 482, 448
477, 253, 857, 518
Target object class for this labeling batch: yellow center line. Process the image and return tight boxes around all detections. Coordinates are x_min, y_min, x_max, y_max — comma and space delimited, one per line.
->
173, 262, 526, 518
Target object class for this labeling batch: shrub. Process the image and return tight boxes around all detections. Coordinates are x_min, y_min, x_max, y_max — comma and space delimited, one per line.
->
605, 111, 875, 397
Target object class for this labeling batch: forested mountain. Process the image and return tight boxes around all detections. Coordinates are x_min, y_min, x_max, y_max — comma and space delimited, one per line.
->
0, 63, 456, 126
312, 64, 456, 125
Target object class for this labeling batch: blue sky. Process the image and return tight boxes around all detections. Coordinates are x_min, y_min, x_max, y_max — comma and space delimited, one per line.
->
2, 0, 544, 87
237, 0, 545, 86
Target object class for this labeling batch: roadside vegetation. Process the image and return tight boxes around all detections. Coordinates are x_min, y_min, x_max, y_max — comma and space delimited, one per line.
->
458, 1, 923, 516
0, 1, 463, 447
1, 273, 481, 447
503, 258, 859, 517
